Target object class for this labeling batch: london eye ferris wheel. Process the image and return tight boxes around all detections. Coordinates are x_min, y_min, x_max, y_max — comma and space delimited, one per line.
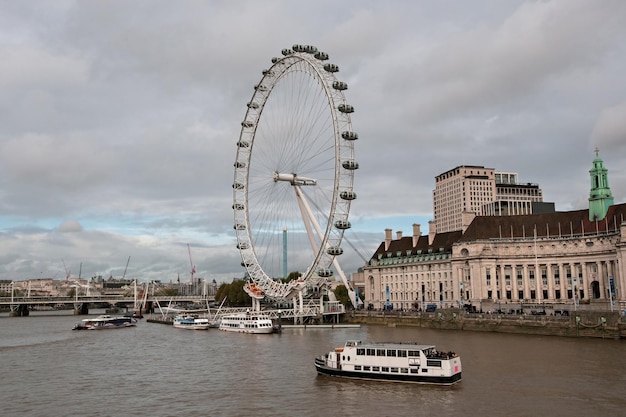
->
232, 44, 359, 307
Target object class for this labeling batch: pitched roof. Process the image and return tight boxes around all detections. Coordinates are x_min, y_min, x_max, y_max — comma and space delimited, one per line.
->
459, 202, 626, 241
369, 230, 463, 261
367, 202, 626, 261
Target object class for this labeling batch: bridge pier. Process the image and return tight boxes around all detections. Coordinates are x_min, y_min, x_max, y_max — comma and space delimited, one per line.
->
73, 303, 89, 315
9, 304, 29, 317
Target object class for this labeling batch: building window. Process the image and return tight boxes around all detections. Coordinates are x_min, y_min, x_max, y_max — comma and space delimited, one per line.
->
486, 268, 491, 286
553, 267, 560, 286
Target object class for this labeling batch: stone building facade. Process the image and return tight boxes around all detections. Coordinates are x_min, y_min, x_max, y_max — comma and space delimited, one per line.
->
361, 153, 624, 313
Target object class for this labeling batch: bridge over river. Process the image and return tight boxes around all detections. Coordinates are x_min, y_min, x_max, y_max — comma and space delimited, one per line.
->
0, 294, 346, 323
0, 294, 214, 316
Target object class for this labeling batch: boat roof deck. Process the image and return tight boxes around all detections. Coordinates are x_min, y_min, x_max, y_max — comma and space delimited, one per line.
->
345, 340, 435, 350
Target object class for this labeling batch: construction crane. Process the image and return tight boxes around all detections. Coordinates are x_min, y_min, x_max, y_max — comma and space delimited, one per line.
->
122, 256, 131, 280
62, 260, 71, 281
187, 244, 195, 284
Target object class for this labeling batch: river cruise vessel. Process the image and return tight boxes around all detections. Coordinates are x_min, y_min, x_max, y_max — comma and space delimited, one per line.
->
173, 315, 210, 330
219, 312, 274, 334
314, 340, 462, 385
72, 315, 137, 330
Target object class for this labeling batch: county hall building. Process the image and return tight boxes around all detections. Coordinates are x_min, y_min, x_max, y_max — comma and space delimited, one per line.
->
360, 151, 625, 313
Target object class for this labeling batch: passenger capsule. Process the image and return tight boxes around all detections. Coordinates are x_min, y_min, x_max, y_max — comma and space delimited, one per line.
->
237, 140, 250, 148
247, 102, 259, 109
334, 220, 351, 230
292, 44, 305, 52
317, 268, 333, 278
262, 69, 272, 76
342, 160, 359, 170
338, 104, 354, 113
340, 191, 357, 200
341, 131, 358, 140
241, 261, 253, 267
241, 121, 254, 128
232, 182, 244, 190
281, 49, 294, 56
323, 63, 339, 73
254, 84, 268, 91
327, 246, 344, 256
234, 224, 246, 230
332, 81, 348, 90
314, 51, 329, 61
271, 57, 280, 63
234, 161, 246, 168
303, 45, 318, 54
232, 203, 245, 210
237, 242, 249, 250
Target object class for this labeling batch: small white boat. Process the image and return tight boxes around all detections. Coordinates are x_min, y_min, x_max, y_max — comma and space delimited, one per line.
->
173, 315, 210, 330
314, 340, 462, 385
219, 311, 274, 334
72, 315, 137, 330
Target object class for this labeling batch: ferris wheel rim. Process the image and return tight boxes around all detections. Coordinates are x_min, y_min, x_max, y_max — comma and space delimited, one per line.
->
232, 44, 357, 299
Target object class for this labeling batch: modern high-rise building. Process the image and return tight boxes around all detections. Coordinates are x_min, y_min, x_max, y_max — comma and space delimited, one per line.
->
433, 165, 547, 233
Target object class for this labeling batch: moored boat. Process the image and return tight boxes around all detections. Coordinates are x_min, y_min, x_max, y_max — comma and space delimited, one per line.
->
219, 311, 274, 334
314, 340, 462, 385
72, 315, 137, 330
173, 315, 210, 330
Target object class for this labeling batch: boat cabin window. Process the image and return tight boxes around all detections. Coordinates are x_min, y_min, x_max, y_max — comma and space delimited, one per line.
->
356, 348, 365, 356
366, 348, 375, 356
381, 367, 389, 372
372, 366, 380, 371
390, 367, 399, 373
398, 350, 408, 358
410, 368, 419, 374
386, 349, 397, 357
355, 365, 362, 370
427, 360, 442, 367
401, 368, 409, 374
408, 350, 420, 356
363, 366, 371, 371
376, 349, 386, 356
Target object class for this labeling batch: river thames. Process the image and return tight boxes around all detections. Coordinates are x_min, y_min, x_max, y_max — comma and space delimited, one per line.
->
0, 310, 624, 417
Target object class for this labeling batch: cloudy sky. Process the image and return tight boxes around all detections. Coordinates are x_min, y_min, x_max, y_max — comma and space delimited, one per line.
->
1, 0, 625, 284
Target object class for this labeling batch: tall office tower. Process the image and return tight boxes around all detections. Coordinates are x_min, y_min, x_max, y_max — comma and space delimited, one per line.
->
483, 171, 545, 216
433, 166, 496, 233
433, 166, 547, 233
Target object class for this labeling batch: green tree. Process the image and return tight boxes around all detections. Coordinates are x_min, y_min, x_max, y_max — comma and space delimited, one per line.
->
215, 279, 251, 307
333, 285, 351, 308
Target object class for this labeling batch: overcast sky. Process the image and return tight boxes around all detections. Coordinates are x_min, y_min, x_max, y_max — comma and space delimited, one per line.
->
1, 0, 625, 284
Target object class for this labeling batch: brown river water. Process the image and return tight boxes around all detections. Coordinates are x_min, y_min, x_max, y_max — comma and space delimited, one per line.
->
0, 310, 624, 417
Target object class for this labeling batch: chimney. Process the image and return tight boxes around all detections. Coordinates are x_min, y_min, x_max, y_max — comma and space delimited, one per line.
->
396, 230, 403, 240
428, 220, 437, 246
384, 228, 392, 251
412, 223, 421, 247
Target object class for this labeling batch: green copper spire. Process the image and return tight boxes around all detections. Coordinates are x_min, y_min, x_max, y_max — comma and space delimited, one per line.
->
588, 147, 614, 221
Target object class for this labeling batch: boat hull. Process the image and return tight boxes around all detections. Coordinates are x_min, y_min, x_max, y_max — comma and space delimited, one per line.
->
219, 314, 275, 334
72, 315, 137, 330
314, 359, 462, 385
173, 322, 210, 330
173, 316, 210, 330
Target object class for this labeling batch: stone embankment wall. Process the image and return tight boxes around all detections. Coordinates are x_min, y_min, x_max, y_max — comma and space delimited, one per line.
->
344, 310, 626, 339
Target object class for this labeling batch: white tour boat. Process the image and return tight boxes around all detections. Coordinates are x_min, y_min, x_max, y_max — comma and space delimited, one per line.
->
72, 315, 137, 330
173, 315, 210, 330
219, 311, 274, 334
314, 340, 462, 385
